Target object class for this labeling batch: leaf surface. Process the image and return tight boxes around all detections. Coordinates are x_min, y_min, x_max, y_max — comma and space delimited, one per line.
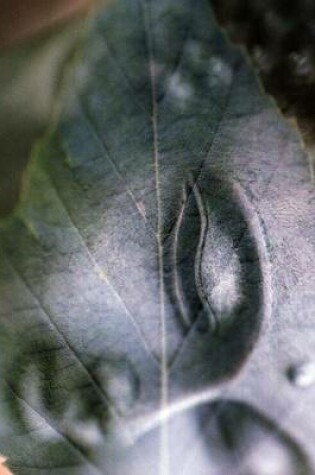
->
0, 0, 314, 474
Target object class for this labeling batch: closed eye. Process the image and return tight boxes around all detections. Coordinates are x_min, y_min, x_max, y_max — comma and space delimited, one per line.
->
167, 173, 270, 386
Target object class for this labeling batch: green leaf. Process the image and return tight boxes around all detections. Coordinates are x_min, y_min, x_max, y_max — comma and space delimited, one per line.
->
0, 0, 314, 474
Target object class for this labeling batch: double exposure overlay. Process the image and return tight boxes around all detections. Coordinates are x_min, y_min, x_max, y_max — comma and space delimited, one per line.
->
0, 1, 314, 474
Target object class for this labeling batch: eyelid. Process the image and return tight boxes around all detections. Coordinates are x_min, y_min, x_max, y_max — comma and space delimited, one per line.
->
169, 174, 271, 392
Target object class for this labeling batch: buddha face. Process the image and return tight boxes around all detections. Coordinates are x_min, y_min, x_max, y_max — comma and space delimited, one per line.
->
0, 1, 314, 474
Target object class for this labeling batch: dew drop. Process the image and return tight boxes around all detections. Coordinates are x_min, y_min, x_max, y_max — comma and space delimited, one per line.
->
288, 361, 315, 388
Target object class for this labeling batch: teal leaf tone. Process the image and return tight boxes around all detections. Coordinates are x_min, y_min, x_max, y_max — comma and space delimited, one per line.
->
0, 0, 314, 474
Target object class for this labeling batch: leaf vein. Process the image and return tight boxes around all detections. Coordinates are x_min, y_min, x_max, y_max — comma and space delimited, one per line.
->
42, 170, 159, 366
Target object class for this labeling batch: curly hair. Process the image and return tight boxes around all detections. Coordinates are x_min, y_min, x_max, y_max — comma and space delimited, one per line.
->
211, 0, 315, 146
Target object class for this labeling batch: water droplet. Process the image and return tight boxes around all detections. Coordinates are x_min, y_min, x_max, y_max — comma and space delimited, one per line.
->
288, 361, 315, 388
208, 56, 232, 88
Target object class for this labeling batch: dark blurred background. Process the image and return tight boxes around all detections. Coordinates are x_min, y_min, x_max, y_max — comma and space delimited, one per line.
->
0, 0, 97, 218
211, 0, 315, 148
